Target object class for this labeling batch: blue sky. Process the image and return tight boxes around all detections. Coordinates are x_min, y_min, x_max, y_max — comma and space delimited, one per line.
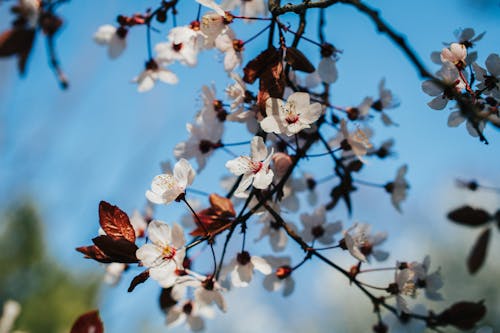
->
1, 0, 500, 332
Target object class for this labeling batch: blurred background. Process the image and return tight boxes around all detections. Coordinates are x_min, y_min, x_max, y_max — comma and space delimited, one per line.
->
0, 0, 499, 332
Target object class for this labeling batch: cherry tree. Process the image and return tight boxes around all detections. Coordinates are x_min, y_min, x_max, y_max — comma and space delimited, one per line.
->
0, 0, 498, 332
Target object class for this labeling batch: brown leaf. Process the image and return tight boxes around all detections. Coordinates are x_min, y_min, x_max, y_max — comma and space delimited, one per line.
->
284, 47, 315, 73
467, 228, 491, 274
436, 300, 486, 330
243, 48, 281, 84
447, 206, 492, 227
92, 235, 139, 263
209, 193, 236, 217
70, 310, 104, 333
0, 28, 35, 75
99, 201, 136, 243
76, 245, 113, 263
128, 270, 150, 292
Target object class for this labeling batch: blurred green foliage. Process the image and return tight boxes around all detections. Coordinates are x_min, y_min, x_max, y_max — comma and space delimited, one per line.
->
0, 203, 100, 333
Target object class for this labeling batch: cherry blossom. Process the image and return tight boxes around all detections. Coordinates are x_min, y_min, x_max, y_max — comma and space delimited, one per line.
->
385, 164, 409, 213
175, 272, 227, 312
196, 0, 226, 16
408, 256, 444, 301
447, 109, 486, 138
94, 25, 127, 59
300, 206, 342, 245
262, 256, 295, 297
342, 223, 388, 262
166, 299, 214, 331
174, 111, 223, 172
422, 63, 465, 110
156, 26, 203, 67
214, 28, 243, 73
330, 119, 373, 161
261, 92, 322, 136
473, 53, 500, 99
132, 59, 178, 92
225, 136, 274, 197
440, 42, 467, 70
223, 251, 272, 287
221, 0, 267, 18
146, 158, 196, 205
392, 268, 416, 314
136, 221, 186, 288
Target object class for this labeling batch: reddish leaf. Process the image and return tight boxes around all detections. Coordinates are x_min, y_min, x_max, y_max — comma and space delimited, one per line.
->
243, 48, 281, 84
92, 235, 139, 263
436, 301, 486, 330
76, 245, 113, 263
284, 47, 315, 73
209, 193, 236, 217
128, 270, 150, 292
447, 206, 492, 227
70, 310, 104, 333
467, 228, 491, 274
99, 201, 136, 243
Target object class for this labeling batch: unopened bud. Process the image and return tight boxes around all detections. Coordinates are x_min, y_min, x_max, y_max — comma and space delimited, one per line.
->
276, 265, 292, 279
272, 152, 292, 178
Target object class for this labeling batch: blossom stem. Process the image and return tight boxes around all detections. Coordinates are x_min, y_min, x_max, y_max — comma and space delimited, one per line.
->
242, 23, 272, 46
306, 147, 342, 158
232, 15, 273, 21
354, 178, 385, 188
182, 197, 218, 275
314, 244, 341, 251
221, 140, 251, 147
358, 267, 397, 274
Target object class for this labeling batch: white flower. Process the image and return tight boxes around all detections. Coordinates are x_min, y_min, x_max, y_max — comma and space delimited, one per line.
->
199, 12, 228, 49
300, 206, 342, 245
146, 159, 196, 205
473, 53, 500, 99
225, 72, 246, 113
393, 268, 417, 314
136, 221, 186, 288
223, 251, 272, 287
196, 0, 226, 16
261, 92, 322, 136
422, 63, 465, 110
132, 59, 178, 92
104, 262, 127, 285
318, 57, 338, 84
330, 119, 372, 161
166, 299, 214, 332
174, 107, 224, 172
175, 272, 227, 312
440, 42, 467, 70
215, 28, 242, 72
225, 136, 274, 197
18, 0, 40, 28
262, 256, 295, 297
221, 0, 267, 18
343, 223, 388, 262
156, 26, 203, 67
94, 25, 127, 59
447, 109, 486, 138
254, 203, 294, 252
408, 256, 444, 301
385, 164, 409, 213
